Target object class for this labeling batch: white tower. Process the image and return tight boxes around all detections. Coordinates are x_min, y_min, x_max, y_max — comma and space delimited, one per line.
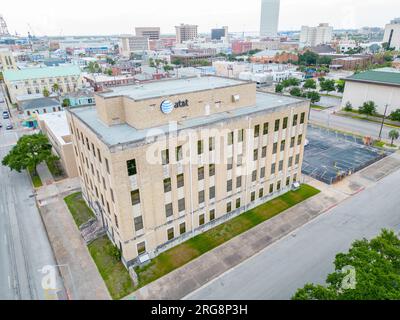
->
260, 0, 280, 38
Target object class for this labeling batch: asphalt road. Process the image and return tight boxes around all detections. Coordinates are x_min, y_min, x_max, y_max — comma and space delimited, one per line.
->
0, 98, 64, 300
186, 162, 400, 300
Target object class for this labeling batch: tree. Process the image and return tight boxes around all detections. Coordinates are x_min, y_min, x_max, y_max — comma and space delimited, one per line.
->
293, 230, 400, 300
275, 84, 284, 93
388, 129, 399, 146
317, 56, 332, 66
303, 78, 317, 90
62, 98, 71, 108
320, 79, 336, 93
306, 91, 321, 103
43, 88, 50, 97
344, 102, 353, 112
298, 51, 319, 65
282, 77, 300, 88
2, 133, 59, 176
336, 80, 345, 93
389, 109, 400, 122
359, 101, 377, 117
289, 87, 302, 97
52, 83, 59, 94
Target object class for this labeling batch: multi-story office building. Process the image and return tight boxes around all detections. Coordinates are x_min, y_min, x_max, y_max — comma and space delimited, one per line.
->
260, 0, 280, 38
135, 27, 161, 40
211, 27, 228, 41
0, 49, 17, 71
383, 18, 400, 50
175, 24, 198, 44
3, 65, 83, 104
300, 23, 333, 48
119, 35, 149, 57
66, 76, 309, 268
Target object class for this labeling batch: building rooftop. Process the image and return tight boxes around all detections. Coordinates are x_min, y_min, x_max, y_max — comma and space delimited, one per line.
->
20, 97, 60, 111
97, 76, 247, 101
38, 111, 71, 145
3, 65, 81, 82
70, 92, 305, 150
345, 67, 400, 86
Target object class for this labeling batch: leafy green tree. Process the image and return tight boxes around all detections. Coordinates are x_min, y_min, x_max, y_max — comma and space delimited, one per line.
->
298, 51, 319, 65
303, 79, 317, 90
344, 102, 353, 112
320, 79, 336, 93
275, 84, 284, 93
293, 230, 400, 300
389, 129, 399, 146
317, 56, 332, 66
282, 77, 300, 88
306, 91, 321, 103
52, 83, 59, 94
289, 87, 302, 97
2, 133, 59, 176
43, 88, 50, 97
62, 98, 71, 108
359, 101, 377, 117
336, 80, 345, 93
389, 109, 400, 122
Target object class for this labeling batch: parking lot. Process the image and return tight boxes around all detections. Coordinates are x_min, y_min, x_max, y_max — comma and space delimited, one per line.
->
302, 125, 389, 184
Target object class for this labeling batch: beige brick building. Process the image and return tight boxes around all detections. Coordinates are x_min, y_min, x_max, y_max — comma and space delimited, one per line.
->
66, 76, 309, 268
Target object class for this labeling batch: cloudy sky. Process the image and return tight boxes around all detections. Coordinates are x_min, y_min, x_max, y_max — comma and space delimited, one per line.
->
1, 0, 399, 36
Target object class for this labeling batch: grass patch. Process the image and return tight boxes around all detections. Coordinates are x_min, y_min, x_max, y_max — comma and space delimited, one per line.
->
46, 160, 64, 179
311, 104, 326, 110
28, 168, 42, 188
88, 236, 135, 300
134, 184, 320, 290
64, 192, 95, 227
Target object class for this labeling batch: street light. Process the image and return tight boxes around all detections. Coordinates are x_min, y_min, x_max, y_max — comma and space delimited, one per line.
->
378, 104, 389, 141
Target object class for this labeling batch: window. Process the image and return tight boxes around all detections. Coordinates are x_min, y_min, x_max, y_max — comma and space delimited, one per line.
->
289, 157, 293, 167
252, 170, 257, 182
260, 167, 265, 179
105, 158, 110, 174
97, 148, 102, 163
163, 178, 171, 193
228, 132, 234, 145
271, 163, 276, 175
91, 163, 94, 175
279, 160, 284, 172
137, 242, 146, 255
209, 186, 216, 200
86, 138, 90, 150
165, 203, 173, 217
198, 190, 205, 204
209, 209, 215, 221
177, 174, 184, 188
198, 167, 204, 180
134, 216, 144, 231
209, 164, 215, 176
286, 177, 290, 186
277, 181, 281, 190
199, 214, 205, 226
274, 119, 280, 132
127, 159, 137, 176
238, 129, 244, 142
273, 143, 278, 154
280, 140, 286, 152
178, 198, 185, 212
236, 176, 242, 189
102, 177, 107, 190
259, 188, 264, 198
92, 144, 95, 157
269, 184, 274, 193
167, 228, 174, 240
283, 117, 288, 129
254, 125, 260, 138
253, 149, 259, 161
290, 137, 295, 148
251, 192, 256, 202
227, 180, 233, 192
236, 198, 241, 209
197, 140, 204, 155
295, 154, 300, 165
237, 155, 243, 167
131, 190, 140, 205
263, 123, 269, 135
227, 202, 232, 213
300, 112, 305, 124
110, 188, 115, 203
162, 149, 169, 165
180, 223, 186, 235
227, 157, 233, 171
293, 114, 298, 126
209, 137, 215, 151
298, 135, 303, 145
262, 146, 267, 158
176, 146, 183, 161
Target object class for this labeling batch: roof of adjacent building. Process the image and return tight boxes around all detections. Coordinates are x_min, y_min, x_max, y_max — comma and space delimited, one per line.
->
345, 68, 400, 86
38, 111, 71, 145
69, 92, 306, 150
20, 97, 60, 111
3, 65, 81, 82
97, 76, 248, 101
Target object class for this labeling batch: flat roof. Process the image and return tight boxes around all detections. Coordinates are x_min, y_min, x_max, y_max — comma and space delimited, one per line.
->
38, 111, 71, 145
345, 68, 400, 86
70, 92, 305, 151
3, 65, 81, 82
20, 97, 60, 111
96, 76, 248, 101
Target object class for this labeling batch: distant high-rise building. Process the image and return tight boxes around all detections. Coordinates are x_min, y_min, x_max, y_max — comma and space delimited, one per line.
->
384, 18, 400, 50
0, 15, 10, 36
211, 26, 228, 40
120, 35, 149, 57
260, 0, 280, 37
135, 27, 161, 40
175, 24, 198, 44
299, 23, 333, 48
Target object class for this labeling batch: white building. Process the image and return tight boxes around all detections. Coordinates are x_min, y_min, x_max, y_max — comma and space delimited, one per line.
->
300, 23, 333, 48
260, 0, 280, 38
119, 35, 149, 57
175, 24, 198, 44
383, 18, 400, 50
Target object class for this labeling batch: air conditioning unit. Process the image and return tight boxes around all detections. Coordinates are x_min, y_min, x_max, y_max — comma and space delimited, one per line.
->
232, 94, 240, 102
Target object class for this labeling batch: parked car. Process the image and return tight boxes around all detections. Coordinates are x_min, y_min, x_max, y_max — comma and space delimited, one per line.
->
6, 124, 13, 130
2, 111, 9, 119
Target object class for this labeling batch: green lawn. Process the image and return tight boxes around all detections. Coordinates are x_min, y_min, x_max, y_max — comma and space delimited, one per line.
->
88, 236, 135, 300
311, 104, 326, 110
28, 168, 43, 188
46, 160, 64, 179
134, 184, 320, 290
64, 192, 95, 227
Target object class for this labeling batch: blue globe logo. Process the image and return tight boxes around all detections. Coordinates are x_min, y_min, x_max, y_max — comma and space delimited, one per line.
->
160, 100, 174, 114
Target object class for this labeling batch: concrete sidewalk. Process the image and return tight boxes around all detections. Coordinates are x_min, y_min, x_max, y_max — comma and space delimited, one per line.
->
36, 162, 54, 186
36, 178, 111, 300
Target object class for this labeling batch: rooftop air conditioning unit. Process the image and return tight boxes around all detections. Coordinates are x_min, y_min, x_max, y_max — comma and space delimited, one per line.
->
232, 94, 240, 102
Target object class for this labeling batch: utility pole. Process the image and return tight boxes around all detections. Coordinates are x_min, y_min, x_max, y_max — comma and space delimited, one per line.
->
378, 104, 389, 141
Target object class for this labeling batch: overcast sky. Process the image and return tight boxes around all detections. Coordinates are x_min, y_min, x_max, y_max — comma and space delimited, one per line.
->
1, 0, 399, 36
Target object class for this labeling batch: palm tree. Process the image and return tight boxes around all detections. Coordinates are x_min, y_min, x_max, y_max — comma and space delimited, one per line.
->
388, 129, 399, 146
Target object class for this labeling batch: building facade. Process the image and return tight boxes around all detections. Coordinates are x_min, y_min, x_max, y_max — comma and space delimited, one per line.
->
300, 23, 333, 48
0, 49, 17, 71
211, 27, 228, 41
260, 0, 280, 38
66, 76, 309, 268
119, 35, 149, 57
135, 27, 161, 40
383, 18, 400, 50
175, 24, 198, 44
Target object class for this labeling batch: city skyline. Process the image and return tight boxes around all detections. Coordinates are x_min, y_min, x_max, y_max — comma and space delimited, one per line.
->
1, 0, 400, 37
